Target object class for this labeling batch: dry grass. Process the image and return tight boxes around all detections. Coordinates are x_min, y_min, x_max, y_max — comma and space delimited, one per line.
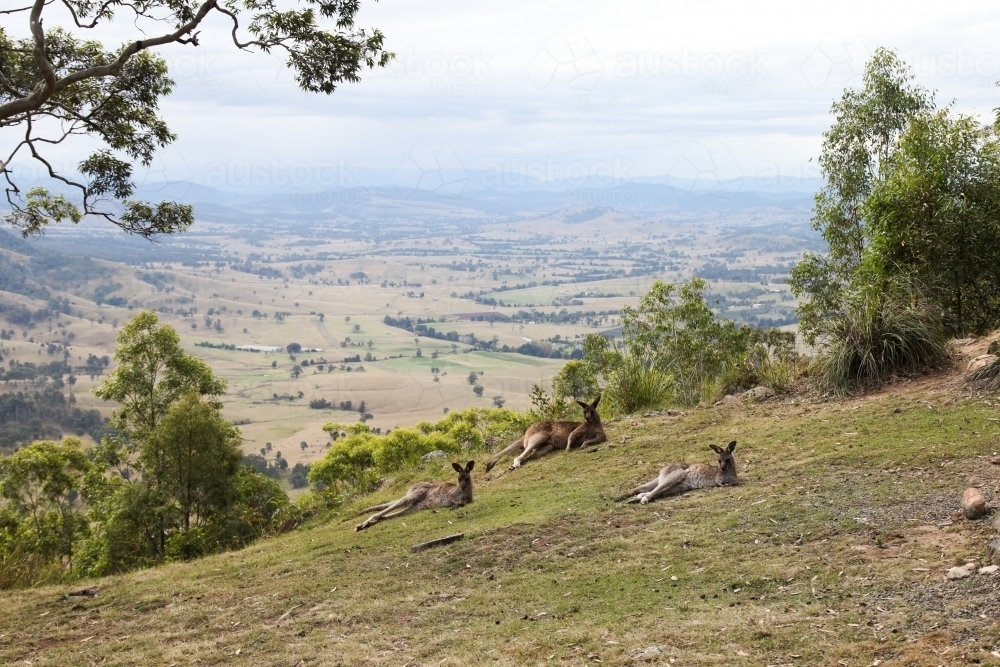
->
3, 370, 1000, 666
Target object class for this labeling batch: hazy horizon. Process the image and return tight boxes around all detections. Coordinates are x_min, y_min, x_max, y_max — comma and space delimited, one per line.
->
5, 0, 999, 201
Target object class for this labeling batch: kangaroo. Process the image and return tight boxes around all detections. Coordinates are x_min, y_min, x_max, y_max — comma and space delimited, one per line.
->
616, 441, 739, 504
354, 461, 475, 531
485, 395, 606, 472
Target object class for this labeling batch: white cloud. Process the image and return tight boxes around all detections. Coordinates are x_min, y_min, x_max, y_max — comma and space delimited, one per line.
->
6, 0, 1000, 188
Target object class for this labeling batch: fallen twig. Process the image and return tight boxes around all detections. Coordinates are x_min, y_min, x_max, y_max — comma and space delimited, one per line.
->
410, 533, 464, 553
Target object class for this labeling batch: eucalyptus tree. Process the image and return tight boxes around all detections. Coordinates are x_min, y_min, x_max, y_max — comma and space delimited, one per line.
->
789, 47, 931, 343
865, 111, 1000, 334
0, 0, 391, 236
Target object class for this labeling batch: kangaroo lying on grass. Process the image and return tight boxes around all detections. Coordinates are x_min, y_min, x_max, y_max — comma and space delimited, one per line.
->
617, 441, 739, 504
485, 395, 606, 471
354, 461, 475, 531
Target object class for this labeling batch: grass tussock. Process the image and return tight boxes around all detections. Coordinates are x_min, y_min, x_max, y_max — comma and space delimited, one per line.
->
600, 353, 674, 415
816, 284, 949, 394
969, 353, 1000, 391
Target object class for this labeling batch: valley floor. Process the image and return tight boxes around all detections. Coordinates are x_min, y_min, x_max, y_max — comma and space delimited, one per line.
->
3, 367, 1000, 666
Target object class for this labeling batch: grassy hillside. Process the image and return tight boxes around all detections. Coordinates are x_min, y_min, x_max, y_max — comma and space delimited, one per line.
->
3, 372, 1000, 666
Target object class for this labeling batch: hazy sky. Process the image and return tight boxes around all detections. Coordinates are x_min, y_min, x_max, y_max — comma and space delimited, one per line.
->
11, 0, 1000, 192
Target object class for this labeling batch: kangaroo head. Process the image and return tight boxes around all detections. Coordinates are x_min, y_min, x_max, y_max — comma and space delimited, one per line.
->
576, 394, 602, 424
451, 460, 475, 493
709, 440, 737, 474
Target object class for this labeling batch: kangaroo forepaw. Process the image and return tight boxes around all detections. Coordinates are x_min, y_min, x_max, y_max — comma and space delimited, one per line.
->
638, 494, 651, 505
355, 520, 373, 531
509, 460, 522, 470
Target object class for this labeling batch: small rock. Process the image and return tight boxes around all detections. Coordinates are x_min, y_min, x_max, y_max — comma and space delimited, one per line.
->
962, 488, 987, 519
979, 565, 999, 575
421, 450, 447, 463
946, 563, 977, 580
720, 394, 741, 405
993, 513, 1000, 532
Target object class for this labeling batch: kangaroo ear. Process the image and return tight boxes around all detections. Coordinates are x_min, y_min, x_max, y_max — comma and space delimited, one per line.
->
710, 445, 723, 454
591, 394, 601, 408
727, 441, 737, 452
466, 460, 475, 471
452, 462, 463, 472
576, 400, 587, 409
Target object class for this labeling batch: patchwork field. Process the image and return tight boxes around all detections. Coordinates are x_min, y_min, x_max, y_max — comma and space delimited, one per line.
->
0, 206, 816, 484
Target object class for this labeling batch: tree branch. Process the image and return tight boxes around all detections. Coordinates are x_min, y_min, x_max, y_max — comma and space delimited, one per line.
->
0, 0, 218, 123
0, 3, 43, 15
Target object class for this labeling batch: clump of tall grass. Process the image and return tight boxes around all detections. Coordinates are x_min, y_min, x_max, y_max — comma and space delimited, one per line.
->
969, 339, 1000, 391
601, 353, 674, 416
815, 283, 949, 394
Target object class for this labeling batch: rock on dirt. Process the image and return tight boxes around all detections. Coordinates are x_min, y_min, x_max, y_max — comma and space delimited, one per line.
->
421, 450, 447, 463
946, 563, 978, 580
980, 565, 1000, 575
962, 487, 987, 519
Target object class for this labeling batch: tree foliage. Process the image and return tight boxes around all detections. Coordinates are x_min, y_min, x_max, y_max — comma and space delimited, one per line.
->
790, 47, 932, 343
865, 111, 1000, 333
791, 47, 1000, 341
94, 310, 225, 453
310, 409, 530, 498
143, 393, 243, 533
1, 311, 294, 586
0, 438, 90, 586
0, 0, 391, 236
554, 279, 796, 412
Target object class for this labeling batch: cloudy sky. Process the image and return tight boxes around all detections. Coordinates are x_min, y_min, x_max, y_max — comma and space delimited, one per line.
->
11, 0, 1000, 192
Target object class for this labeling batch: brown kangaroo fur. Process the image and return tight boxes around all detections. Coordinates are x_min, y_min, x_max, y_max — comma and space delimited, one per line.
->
485, 395, 606, 472
616, 441, 739, 504
354, 461, 475, 531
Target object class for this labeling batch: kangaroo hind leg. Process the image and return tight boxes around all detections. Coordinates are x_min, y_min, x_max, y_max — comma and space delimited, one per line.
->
356, 496, 412, 531
617, 478, 658, 503
510, 433, 548, 470
485, 438, 524, 472
639, 469, 688, 505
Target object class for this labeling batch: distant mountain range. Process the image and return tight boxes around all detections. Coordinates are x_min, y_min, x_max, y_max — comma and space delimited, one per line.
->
2, 171, 819, 232
125, 179, 815, 226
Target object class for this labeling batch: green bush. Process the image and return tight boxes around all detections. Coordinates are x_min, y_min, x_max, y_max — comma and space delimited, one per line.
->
558, 279, 800, 412
309, 408, 531, 498
0, 439, 91, 588
815, 282, 949, 394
